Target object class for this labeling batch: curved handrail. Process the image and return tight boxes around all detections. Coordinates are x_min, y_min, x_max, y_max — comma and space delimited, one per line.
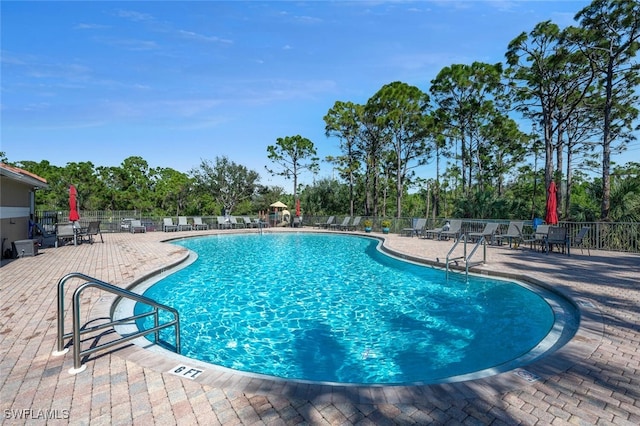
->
445, 234, 488, 281
54, 272, 180, 373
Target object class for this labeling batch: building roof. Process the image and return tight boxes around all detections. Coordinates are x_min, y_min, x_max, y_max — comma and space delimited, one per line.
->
0, 163, 49, 189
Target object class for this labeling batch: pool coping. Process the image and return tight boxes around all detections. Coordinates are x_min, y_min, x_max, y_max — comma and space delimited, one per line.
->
107, 230, 604, 404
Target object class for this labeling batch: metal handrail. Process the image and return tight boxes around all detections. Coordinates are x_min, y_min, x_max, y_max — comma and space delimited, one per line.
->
53, 272, 180, 374
445, 234, 487, 281
445, 234, 466, 275
464, 236, 488, 273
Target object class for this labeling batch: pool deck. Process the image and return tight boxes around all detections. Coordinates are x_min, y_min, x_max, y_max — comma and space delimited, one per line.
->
1, 227, 639, 425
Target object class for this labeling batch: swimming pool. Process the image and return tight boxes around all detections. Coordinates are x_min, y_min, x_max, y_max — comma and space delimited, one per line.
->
129, 233, 576, 385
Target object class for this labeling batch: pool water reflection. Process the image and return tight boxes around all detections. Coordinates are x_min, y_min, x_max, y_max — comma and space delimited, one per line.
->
134, 233, 572, 385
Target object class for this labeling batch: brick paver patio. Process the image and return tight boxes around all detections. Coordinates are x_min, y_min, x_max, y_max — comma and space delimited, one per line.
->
1, 228, 638, 425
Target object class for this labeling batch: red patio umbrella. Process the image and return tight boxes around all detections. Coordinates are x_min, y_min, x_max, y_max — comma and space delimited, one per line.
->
295, 199, 301, 217
69, 184, 80, 222
545, 181, 558, 225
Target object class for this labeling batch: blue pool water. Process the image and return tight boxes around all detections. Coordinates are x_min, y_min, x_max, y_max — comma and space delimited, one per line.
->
135, 233, 557, 385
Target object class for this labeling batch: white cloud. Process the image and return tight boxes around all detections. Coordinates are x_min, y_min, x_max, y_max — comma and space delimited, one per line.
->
74, 23, 110, 30
294, 15, 323, 24
115, 9, 155, 22
100, 37, 159, 51
177, 30, 233, 45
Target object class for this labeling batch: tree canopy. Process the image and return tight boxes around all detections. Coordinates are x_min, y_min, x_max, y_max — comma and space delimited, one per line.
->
7, 0, 640, 223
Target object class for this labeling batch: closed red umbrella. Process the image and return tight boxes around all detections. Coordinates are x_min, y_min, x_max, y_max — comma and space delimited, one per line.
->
295, 199, 301, 217
545, 181, 558, 225
69, 185, 80, 222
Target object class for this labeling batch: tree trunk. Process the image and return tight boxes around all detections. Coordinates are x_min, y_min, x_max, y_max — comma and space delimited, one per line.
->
364, 155, 372, 216
460, 133, 467, 195
349, 170, 354, 217
531, 148, 539, 220
544, 107, 555, 198
372, 156, 379, 217
565, 145, 573, 219
601, 59, 614, 221
555, 129, 564, 220
396, 152, 403, 219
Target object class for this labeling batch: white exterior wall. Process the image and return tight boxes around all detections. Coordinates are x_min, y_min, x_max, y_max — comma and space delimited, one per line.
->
0, 171, 47, 257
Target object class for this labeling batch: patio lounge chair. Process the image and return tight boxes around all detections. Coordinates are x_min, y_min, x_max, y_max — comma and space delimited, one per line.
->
572, 226, 591, 256
193, 217, 208, 230
229, 216, 245, 228
216, 216, 230, 229
439, 219, 463, 240
331, 216, 350, 231
423, 224, 444, 239
315, 216, 334, 229
496, 221, 524, 248
242, 217, 256, 228
128, 219, 146, 234
403, 218, 426, 237
78, 220, 105, 243
254, 218, 268, 227
524, 224, 549, 251
343, 216, 361, 231
55, 223, 77, 247
163, 218, 178, 232
177, 216, 192, 231
467, 222, 499, 244
545, 226, 569, 255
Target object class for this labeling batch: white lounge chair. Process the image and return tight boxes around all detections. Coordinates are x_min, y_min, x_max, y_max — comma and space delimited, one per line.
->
193, 217, 208, 230
216, 216, 230, 229
229, 216, 245, 228
177, 216, 192, 231
163, 218, 178, 232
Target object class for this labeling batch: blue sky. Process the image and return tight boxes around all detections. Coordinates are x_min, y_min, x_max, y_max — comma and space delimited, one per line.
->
3, 0, 636, 191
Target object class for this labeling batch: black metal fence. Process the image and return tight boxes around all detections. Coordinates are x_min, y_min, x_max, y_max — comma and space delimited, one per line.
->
37, 210, 639, 254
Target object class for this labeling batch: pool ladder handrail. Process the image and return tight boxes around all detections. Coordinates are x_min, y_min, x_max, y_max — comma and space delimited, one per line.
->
53, 272, 181, 374
445, 233, 488, 280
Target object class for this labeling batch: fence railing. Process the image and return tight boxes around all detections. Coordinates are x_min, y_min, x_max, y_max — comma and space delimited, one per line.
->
304, 215, 640, 254
37, 211, 639, 254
